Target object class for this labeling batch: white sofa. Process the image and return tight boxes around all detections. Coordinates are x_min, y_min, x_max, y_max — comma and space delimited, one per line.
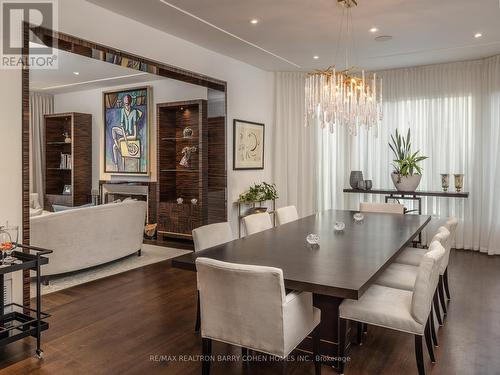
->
31, 200, 147, 277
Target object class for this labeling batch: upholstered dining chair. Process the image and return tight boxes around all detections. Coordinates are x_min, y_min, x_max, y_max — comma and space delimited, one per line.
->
360, 202, 405, 214
192, 222, 233, 332
196, 257, 322, 375
338, 241, 445, 375
243, 212, 273, 236
393, 220, 456, 318
276, 205, 299, 225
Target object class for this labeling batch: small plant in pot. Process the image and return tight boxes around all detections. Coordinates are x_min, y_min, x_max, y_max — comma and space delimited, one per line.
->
389, 129, 428, 192
238, 182, 278, 214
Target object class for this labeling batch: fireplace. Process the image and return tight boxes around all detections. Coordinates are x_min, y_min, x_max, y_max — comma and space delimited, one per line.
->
99, 181, 156, 223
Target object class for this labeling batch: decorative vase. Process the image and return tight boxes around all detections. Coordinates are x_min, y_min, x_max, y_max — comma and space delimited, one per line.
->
391, 173, 422, 192
454, 174, 464, 192
440, 174, 450, 192
350, 171, 364, 189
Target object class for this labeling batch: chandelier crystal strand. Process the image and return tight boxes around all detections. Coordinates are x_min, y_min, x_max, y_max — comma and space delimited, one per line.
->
304, 0, 383, 135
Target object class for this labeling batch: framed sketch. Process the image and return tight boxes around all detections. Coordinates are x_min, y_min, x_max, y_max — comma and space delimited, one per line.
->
103, 86, 151, 175
233, 119, 265, 170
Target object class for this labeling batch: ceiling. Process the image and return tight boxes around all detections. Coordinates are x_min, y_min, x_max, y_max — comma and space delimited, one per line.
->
30, 44, 161, 94
86, 0, 500, 71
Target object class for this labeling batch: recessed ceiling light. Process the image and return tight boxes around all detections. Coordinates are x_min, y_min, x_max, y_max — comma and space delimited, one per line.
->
369, 27, 378, 33
250, 19, 259, 24
375, 35, 393, 42
73, 71, 80, 75
313, 55, 319, 59
474, 32, 483, 38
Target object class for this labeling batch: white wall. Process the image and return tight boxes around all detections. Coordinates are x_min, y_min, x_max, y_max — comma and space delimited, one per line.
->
53, 78, 208, 188
1, 0, 274, 237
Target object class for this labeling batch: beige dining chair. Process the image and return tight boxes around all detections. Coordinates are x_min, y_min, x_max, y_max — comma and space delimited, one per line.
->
276, 205, 299, 226
360, 202, 405, 214
196, 257, 322, 375
243, 212, 273, 235
338, 241, 445, 375
192, 222, 233, 332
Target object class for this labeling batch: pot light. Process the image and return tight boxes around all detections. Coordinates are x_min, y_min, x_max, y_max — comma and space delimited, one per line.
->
73, 71, 80, 75
313, 55, 319, 59
474, 32, 482, 38
250, 19, 259, 24
369, 27, 378, 33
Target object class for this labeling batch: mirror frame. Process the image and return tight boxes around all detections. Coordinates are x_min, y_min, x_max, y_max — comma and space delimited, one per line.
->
21, 23, 227, 305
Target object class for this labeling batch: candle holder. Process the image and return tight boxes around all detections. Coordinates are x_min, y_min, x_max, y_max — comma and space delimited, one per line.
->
454, 174, 464, 192
440, 174, 450, 192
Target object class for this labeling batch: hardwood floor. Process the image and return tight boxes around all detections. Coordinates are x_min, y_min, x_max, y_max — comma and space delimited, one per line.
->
0, 250, 499, 375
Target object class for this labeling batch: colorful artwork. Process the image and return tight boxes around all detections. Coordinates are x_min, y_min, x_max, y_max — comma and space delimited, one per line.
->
233, 119, 265, 170
103, 87, 150, 175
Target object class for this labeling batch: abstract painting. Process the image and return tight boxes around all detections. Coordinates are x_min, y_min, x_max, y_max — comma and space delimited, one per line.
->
233, 119, 265, 170
103, 86, 151, 175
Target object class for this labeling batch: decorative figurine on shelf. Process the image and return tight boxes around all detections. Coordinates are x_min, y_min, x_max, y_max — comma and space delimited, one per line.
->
176, 197, 183, 204
63, 132, 72, 144
191, 198, 198, 205
180, 146, 197, 168
441, 174, 450, 192
182, 127, 193, 138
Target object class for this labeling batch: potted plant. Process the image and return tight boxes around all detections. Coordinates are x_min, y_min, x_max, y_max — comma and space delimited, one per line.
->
389, 129, 428, 191
238, 182, 278, 213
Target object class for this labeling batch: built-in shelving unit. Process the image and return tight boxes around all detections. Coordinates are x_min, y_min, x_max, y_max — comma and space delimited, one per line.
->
44, 112, 92, 210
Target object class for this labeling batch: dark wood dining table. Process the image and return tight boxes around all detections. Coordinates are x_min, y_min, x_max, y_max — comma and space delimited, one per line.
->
172, 209, 431, 371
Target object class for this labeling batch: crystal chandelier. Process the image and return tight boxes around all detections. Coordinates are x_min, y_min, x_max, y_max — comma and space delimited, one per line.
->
305, 0, 383, 135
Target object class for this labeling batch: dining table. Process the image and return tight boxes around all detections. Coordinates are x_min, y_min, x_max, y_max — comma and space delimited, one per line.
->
172, 209, 431, 372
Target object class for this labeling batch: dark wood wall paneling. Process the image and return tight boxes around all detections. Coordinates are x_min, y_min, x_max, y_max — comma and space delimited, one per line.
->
22, 24, 227, 305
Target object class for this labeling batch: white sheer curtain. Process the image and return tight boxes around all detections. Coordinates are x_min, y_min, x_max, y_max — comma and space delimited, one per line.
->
273, 72, 318, 217
29, 92, 54, 204
274, 55, 500, 255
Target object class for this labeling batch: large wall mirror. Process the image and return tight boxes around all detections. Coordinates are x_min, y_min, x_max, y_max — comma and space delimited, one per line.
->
22, 25, 227, 305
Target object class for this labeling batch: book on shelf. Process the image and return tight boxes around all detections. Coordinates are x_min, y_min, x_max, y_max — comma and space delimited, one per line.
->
59, 153, 72, 169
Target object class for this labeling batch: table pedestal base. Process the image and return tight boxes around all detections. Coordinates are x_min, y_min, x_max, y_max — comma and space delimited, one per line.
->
297, 294, 351, 372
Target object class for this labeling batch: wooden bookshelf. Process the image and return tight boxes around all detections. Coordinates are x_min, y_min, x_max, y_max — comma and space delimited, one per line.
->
44, 112, 92, 210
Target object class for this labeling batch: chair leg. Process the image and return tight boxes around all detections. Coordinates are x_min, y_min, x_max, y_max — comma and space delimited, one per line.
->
195, 291, 201, 332
312, 327, 321, 375
444, 267, 451, 300
433, 291, 443, 326
438, 276, 448, 315
430, 305, 438, 347
202, 338, 212, 375
363, 323, 368, 334
424, 319, 436, 363
414, 335, 425, 375
338, 318, 347, 375
356, 322, 363, 345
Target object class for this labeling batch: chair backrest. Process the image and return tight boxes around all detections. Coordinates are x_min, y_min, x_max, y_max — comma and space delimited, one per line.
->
411, 241, 445, 325
196, 257, 286, 355
192, 222, 233, 252
243, 212, 273, 236
276, 205, 299, 226
360, 202, 404, 214
441, 217, 458, 272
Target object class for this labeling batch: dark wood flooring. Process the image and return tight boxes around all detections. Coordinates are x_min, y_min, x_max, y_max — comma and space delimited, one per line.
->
0, 250, 498, 375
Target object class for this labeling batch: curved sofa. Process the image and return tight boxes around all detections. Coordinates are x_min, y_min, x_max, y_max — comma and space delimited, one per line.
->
31, 200, 147, 276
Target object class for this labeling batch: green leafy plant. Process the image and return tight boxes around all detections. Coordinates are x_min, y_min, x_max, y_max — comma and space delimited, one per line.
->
238, 182, 278, 202
389, 129, 428, 177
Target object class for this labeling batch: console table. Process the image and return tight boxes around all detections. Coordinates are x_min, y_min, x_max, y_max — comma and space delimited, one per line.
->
343, 188, 469, 214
